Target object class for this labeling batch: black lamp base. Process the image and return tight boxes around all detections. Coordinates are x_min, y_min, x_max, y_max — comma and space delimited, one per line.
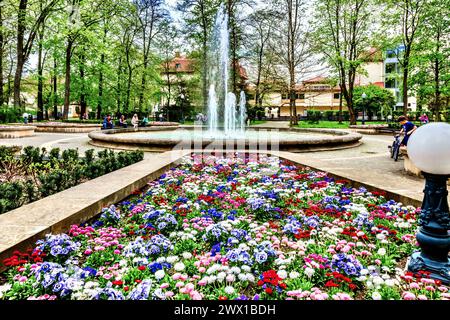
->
406, 173, 450, 284
408, 252, 450, 284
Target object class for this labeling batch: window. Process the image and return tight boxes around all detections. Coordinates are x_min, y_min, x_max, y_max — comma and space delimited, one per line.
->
385, 63, 396, 74
281, 93, 289, 99
296, 93, 305, 99
175, 63, 181, 69
333, 93, 340, 99
385, 77, 396, 88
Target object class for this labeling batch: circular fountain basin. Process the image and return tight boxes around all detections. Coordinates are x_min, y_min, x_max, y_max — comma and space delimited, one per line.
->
88, 126, 363, 152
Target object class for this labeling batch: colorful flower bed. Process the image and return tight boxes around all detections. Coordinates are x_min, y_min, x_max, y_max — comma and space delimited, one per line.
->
0, 154, 448, 300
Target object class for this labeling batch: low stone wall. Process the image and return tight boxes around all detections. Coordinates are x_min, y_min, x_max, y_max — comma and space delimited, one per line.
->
348, 124, 390, 135
400, 147, 422, 177
0, 125, 36, 138
34, 122, 102, 133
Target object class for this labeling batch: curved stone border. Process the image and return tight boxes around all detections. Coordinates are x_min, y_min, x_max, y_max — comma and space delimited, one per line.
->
0, 125, 36, 138
33, 122, 102, 133
348, 124, 393, 135
349, 124, 389, 129
88, 126, 363, 152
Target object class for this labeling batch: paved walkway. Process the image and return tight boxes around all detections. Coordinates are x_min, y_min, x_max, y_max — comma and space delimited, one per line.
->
1, 129, 445, 205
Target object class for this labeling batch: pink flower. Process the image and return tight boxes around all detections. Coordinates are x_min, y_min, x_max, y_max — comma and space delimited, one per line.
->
417, 295, 428, 300
175, 282, 184, 288
113, 249, 121, 254
374, 259, 382, 265
342, 245, 351, 253
185, 283, 194, 292
198, 279, 207, 286
165, 291, 174, 298
173, 273, 181, 280
84, 249, 92, 255
402, 292, 416, 300
409, 282, 420, 290
160, 283, 170, 289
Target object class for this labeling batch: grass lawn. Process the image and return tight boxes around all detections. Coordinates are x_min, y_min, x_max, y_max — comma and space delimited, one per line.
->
296, 120, 387, 129
250, 120, 267, 125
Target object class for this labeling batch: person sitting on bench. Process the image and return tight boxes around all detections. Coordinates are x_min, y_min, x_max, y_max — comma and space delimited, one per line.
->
102, 115, 114, 129
119, 115, 127, 128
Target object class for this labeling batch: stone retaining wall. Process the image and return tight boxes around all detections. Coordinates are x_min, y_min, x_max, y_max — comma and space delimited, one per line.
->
0, 125, 36, 138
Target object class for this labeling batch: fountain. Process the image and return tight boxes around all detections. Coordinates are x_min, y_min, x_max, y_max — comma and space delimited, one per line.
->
207, 4, 246, 137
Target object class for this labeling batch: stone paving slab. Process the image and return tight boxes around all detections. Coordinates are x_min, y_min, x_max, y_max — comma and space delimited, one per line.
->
0, 149, 190, 269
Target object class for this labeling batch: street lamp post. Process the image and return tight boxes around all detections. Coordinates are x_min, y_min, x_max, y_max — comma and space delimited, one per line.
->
361, 92, 367, 125
406, 122, 450, 283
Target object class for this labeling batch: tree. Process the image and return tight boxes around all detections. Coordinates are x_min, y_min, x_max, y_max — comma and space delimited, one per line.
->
245, 9, 274, 112
157, 22, 179, 114
134, 0, 168, 111
13, 0, 59, 109
271, 0, 316, 125
177, 0, 220, 109
410, 0, 449, 121
383, 0, 428, 116
313, 0, 374, 125
353, 85, 396, 120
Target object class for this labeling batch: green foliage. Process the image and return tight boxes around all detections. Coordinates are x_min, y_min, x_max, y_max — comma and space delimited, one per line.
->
0, 147, 144, 215
353, 85, 396, 119
0, 107, 21, 123
0, 182, 24, 214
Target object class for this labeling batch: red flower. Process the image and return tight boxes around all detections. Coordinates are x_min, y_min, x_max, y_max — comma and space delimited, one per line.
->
325, 280, 339, 288
138, 265, 146, 271
257, 280, 264, 286
219, 296, 228, 300
349, 283, 357, 290
135, 279, 142, 283
112, 280, 123, 286
123, 286, 129, 292
279, 283, 287, 289
265, 287, 273, 295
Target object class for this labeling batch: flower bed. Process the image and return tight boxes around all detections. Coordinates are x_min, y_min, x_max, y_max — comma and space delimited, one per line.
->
0, 154, 448, 300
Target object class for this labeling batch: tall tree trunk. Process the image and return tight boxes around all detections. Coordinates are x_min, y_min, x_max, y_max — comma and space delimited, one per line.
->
97, 52, 104, 119
37, 26, 44, 121
200, 2, 208, 110
402, 44, 412, 116
402, 61, 409, 116
202, 42, 208, 110
53, 56, 58, 119
14, 0, 28, 109
97, 26, 107, 119
79, 51, 87, 118
338, 85, 343, 124
434, 31, 441, 122
116, 57, 122, 115
126, 68, 132, 112
139, 58, 147, 112
63, 39, 73, 120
